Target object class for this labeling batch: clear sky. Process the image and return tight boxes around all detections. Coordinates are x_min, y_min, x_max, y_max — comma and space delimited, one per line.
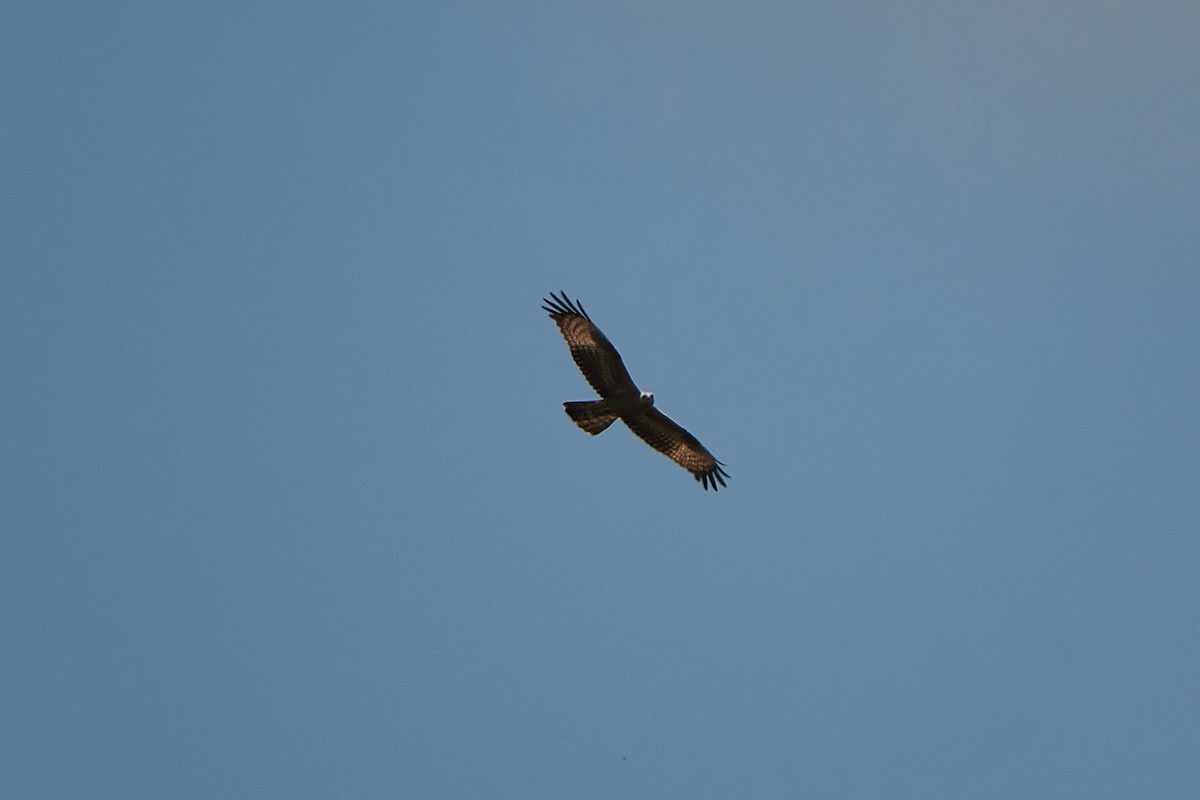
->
3, 2, 1198, 798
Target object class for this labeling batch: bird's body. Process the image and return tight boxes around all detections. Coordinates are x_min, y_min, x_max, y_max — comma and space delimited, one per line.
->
543, 292, 729, 491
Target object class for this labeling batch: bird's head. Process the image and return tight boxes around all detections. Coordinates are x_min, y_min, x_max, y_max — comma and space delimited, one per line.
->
639, 391, 655, 406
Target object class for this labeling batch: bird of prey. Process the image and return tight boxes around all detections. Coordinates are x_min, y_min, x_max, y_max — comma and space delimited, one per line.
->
543, 291, 729, 491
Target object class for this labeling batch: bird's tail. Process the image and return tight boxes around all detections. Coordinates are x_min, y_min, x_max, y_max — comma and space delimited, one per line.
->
563, 401, 618, 435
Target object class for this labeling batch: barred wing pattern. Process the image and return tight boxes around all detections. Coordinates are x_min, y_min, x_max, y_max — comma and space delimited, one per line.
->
622, 408, 730, 491
542, 292, 638, 398
544, 291, 730, 491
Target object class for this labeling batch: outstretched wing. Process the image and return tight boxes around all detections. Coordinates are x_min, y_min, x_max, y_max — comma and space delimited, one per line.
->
623, 408, 730, 491
543, 291, 638, 397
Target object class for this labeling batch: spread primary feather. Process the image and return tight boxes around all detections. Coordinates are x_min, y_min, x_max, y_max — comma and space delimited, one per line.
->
543, 291, 729, 491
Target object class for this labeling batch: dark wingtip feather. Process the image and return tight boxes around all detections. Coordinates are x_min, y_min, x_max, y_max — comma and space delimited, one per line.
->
542, 292, 567, 317
542, 291, 590, 321
698, 461, 730, 491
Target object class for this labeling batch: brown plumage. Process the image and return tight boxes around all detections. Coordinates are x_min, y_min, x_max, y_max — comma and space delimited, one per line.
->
543, 291, 729, 491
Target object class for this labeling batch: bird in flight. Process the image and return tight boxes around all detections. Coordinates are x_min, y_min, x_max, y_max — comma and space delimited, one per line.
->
543, 291, 729, 491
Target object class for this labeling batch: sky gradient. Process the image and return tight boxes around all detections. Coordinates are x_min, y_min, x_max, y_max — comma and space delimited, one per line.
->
3, 2, 1199, 797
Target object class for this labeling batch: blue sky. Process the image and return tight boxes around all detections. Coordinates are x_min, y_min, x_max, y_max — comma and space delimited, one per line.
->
3, 2, 1198, 797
